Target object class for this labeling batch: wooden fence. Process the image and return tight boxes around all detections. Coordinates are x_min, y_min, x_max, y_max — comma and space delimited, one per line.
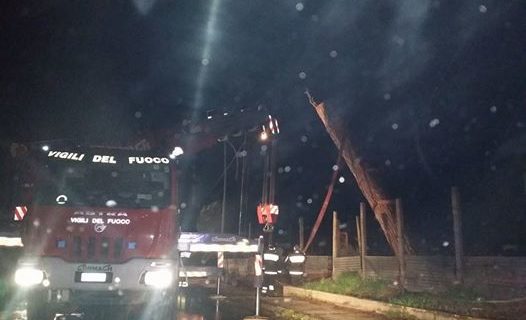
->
224, 255, 331, 280
333, 255, 526, 296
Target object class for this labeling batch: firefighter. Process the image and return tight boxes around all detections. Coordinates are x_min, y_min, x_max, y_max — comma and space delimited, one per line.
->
262, 245, 280, 295
285, 245, 306, 285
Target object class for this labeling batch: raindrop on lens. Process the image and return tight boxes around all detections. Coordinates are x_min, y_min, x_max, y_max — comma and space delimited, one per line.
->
392, 123, 399, 130
201, 58, 209, 66
329, 50, 338, 58
479, 5, 487, 13
490, 105, 497, 113
295, 2, 304, 11
429, 118, 440, 128
106, 200, 117, 207
298, 72, 307, 80
338, 176, 345, 183
134, 111, 142, 119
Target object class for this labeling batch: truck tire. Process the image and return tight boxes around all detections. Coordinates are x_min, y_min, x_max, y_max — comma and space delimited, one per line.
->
144, 292, 175, 320
27, 291, 55, 320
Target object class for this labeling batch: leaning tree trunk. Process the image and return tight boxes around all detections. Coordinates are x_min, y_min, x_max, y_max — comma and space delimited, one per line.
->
310, 99, 412, 256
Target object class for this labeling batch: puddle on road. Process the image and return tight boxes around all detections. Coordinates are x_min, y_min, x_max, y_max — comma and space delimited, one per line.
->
4, 288, 257, 320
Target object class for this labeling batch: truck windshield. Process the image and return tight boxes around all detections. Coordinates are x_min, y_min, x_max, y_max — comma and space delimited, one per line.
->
34, 161, 171, 209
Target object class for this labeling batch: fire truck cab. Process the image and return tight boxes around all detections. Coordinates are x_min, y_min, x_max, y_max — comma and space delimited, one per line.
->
13, 146, 179, 319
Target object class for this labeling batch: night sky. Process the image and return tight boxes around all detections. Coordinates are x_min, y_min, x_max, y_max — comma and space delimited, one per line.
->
1, 0, 526, 255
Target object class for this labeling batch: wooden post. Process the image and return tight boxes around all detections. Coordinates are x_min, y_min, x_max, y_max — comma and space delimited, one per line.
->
359, 202, 367, 278
332, 211, 339, 279
451, 186, 464, 284
355, 214, 362, 270
299, 217, 305, 250
395, 198, 406, 289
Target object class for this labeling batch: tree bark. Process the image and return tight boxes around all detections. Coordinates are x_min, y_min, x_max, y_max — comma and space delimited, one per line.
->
310, 100, 412, 256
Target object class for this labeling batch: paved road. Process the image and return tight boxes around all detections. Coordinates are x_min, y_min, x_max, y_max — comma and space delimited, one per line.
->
1, 286, 390, 320
264, 296, 390, 320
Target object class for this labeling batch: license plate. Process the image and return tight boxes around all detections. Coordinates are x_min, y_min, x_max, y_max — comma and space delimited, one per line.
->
80, 272, 107, 282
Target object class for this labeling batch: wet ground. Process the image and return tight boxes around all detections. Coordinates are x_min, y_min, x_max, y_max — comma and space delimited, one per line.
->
2, 286, 263, 320
1, 285, 398, 320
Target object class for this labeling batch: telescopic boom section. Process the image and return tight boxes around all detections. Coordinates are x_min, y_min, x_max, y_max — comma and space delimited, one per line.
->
308, 97, 412, 256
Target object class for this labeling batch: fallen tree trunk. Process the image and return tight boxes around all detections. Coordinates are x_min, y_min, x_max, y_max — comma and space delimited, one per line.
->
308, 96, 412, 256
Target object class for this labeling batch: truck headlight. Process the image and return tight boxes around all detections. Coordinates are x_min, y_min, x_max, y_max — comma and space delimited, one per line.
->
15, 267, 45, 287
144, 269, 173, 288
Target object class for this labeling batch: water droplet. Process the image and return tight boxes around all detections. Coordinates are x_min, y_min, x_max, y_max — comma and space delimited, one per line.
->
261, 145, 268, 152
278, 229, 285, 235
385, 159, 392, 166
332, 165, 339, 171
338, 176, 345, 183
278, 167, 284, 174
151, 206, 159, 212
442, 241, 450, 247
201, 58, 209, 66
298, 72, 307, 80
490, 105, 497, 113
105, 200, 117, 207
134, 111, 142, 119
429, 118, 440, 128
329, 50, 338, 58
284, 166, 292, 173
111, 171, 118, 178
300, 135, 308, 143
393, 35, 405, 46
295, 2, 304, 11
391, 123, 399, 130
384, 93, 391, 100
479, 4, 487, 13
307, 198, 313, 204
180, 202, 187, 209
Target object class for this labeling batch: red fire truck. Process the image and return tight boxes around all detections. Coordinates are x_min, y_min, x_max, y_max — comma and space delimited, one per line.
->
12, 146, 179, 319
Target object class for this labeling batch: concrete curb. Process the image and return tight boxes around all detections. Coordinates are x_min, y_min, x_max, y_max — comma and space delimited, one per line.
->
283, 286, 489, 320
261, 298, 316, 320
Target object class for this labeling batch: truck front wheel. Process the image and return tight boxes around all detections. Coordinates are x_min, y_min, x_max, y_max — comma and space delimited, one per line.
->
27, 291, 55, 320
